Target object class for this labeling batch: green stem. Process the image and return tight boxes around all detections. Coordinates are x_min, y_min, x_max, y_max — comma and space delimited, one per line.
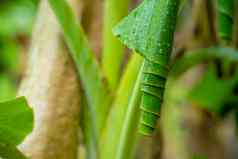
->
100, 54, 142, 159
102, 0, 130, 89
80, 93, 98, 159
115, 61, 144, 159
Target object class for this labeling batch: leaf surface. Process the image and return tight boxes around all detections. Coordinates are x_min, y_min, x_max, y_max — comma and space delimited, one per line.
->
0, 97, 33, 145
113, 0, 178, 66
0, 143, 28, 159
189, 64, 238, 114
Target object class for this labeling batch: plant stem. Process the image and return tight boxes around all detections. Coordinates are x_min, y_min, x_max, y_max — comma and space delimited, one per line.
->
102, 0, 130, 89
115, 61, 144, 159
100, 54, 142, 159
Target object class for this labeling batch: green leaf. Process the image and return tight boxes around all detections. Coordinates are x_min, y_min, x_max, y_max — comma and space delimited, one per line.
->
80, 93, 98, 159
170, 47, 238, 114
115, 60, 143, 159
49, 0, 112, 135
113, 0, 179, 65
0, 143, 28, 159
189, 64, 237, 114
0, 97, 33, 145
113, 0, 179, 135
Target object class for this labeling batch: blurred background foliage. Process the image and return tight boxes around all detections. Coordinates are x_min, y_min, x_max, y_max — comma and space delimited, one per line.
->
1, 0, 238, 159
0, 0, 38, 101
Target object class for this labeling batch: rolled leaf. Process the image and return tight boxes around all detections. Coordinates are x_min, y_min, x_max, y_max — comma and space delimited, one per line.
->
113, 0, 179, 135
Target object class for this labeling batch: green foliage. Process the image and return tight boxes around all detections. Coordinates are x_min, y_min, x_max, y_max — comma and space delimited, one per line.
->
80, 93, 98, 159
46, 0, 238, 158
0, 0, 35, 103
0, 97, 33, 145
189, 64, 238, 114
217, 0, 234, 42
171, 47, 238, 78
0, 97, 33, 159
113, 0, 179, 135
0, 1, 36, 157
115, 61, 143, 159
0, 0, 37, 37
171, 47, 238, 115
0, 143, 28, 159
0, 74, 16, 102
100, 54, 142, 159
0, 39, 20, 103
0, 39, 20, 73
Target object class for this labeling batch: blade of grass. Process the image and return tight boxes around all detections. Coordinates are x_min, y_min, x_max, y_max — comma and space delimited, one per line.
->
102, 0, 130, 89
100, 54, 143, 159
115, 61, 144, 159
49, 0, 112, 134
80, 93, 98, 159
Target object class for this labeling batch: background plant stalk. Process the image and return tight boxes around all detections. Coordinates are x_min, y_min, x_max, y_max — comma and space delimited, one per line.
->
17, 0, 81, 158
